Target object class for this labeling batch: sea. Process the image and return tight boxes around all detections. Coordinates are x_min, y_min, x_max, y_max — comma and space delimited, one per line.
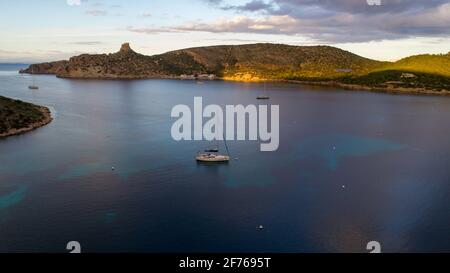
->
0, 63, 449, 252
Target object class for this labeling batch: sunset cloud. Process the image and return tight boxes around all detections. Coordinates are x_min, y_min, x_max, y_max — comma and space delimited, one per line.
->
194, 0, 450, 42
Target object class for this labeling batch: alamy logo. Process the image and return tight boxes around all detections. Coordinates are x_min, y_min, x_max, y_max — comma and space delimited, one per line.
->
367, 0, 381, 6
367, 241, 382, 253
171, 97, 279, 152
66, 241, 81, 253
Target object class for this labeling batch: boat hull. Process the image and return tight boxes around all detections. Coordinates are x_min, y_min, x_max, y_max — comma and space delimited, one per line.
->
196, 155, 230, 162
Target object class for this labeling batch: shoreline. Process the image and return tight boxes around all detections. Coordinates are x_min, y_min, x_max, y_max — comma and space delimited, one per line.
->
23, 71, 450, 96
210, 77, 450, 96
284, 80, 450, 96
0, 106, 53, 138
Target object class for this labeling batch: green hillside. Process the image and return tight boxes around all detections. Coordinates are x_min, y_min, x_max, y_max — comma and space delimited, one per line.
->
20, 43, 450, 93
339, 70, 450, 92
168, 43, 385, 80
379, 53, 450, 77
0, 96, 47, 134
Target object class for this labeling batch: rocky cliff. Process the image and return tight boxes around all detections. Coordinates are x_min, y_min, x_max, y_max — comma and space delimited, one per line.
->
20, 60, 68, 75
20, 43, 210, 79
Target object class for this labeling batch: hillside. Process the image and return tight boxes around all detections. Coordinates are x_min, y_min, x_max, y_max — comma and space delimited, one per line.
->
337, 53, 450, 93
19, 43, 450, 94
338, 70, 450, 93
20, 43, 384, 80
0, 96, 52, 137
23, 60, 68, 75
378, 53, 450, 77
167, 43, 385, 80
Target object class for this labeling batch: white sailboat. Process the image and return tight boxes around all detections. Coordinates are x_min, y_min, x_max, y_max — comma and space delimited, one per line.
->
28, 76, 39, 90
196, 137, 230, 162
196, 153, 230, 162
196, 118, 231, 162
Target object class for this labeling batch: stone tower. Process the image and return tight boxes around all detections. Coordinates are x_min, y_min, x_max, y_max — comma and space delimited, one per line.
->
119, 43, 134, 53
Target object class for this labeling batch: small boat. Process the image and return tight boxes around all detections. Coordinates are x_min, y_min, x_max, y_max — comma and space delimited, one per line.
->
257, 96, 270, 100
28, 85, 39, 90
196, 153, 230, 162
256, 80, 269, 100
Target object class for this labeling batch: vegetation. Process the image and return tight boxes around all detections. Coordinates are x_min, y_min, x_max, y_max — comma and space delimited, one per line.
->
0, 96, 46, 134
21, 43, 450, 93
338, 70, 450, 92
21, 43, 385, 80
378, 53, 450, 77
171, 43, 385, 79
283, 52, 450, 92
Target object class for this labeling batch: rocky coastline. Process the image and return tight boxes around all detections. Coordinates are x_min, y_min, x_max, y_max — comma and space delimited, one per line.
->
0, 106, 53, 138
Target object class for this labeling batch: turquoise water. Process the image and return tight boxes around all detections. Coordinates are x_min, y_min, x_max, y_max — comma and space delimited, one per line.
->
0, 64, 449, 252
0, 184, 28, 210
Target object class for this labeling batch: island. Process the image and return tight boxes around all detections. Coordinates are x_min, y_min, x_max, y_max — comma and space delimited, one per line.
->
0, 96, 52, 138
20, 43, 450, 95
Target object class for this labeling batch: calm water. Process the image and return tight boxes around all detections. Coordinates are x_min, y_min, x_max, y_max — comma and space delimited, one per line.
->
0, 64, 449, 253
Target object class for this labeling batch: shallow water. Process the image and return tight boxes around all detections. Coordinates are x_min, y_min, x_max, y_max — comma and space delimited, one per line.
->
0, 64, 449, 252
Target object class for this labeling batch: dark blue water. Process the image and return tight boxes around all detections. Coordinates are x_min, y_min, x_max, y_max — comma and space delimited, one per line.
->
0, 64, 449, 253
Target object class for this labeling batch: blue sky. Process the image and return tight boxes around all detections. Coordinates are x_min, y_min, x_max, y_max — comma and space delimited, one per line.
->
1, 0, 449, 62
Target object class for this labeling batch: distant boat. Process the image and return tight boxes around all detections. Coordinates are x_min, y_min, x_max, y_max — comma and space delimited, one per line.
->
28, 76, 39, 90
257, 96, 270, 100
257, 80, 269, 99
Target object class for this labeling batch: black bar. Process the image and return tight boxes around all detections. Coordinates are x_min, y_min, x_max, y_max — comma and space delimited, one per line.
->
1, 253, 448, 272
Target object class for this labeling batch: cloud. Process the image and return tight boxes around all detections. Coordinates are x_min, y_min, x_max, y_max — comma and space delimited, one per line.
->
207, 0, 449, 15
126, 26, 185, 34
86, 9, 107, 16
183, 0, 450, 43
70, 41, 104, 45
221, 0, 275, 13
0, 49, 86, 63
272, 0, 449, 15
174, 15, 298, 34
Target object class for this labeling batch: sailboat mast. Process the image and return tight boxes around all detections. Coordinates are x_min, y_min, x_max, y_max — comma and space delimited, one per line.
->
220, 113, 231, 157
223, 131, 230, 156
223, 131, 230, 157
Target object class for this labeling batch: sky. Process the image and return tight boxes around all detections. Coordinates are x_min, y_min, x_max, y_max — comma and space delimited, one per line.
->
0, 0, 449, 62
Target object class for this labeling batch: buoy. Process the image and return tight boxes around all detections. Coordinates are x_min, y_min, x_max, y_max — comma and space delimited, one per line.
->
258, 225, 264, 230
342, 185, 346, 189
112, 167, 115, 171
